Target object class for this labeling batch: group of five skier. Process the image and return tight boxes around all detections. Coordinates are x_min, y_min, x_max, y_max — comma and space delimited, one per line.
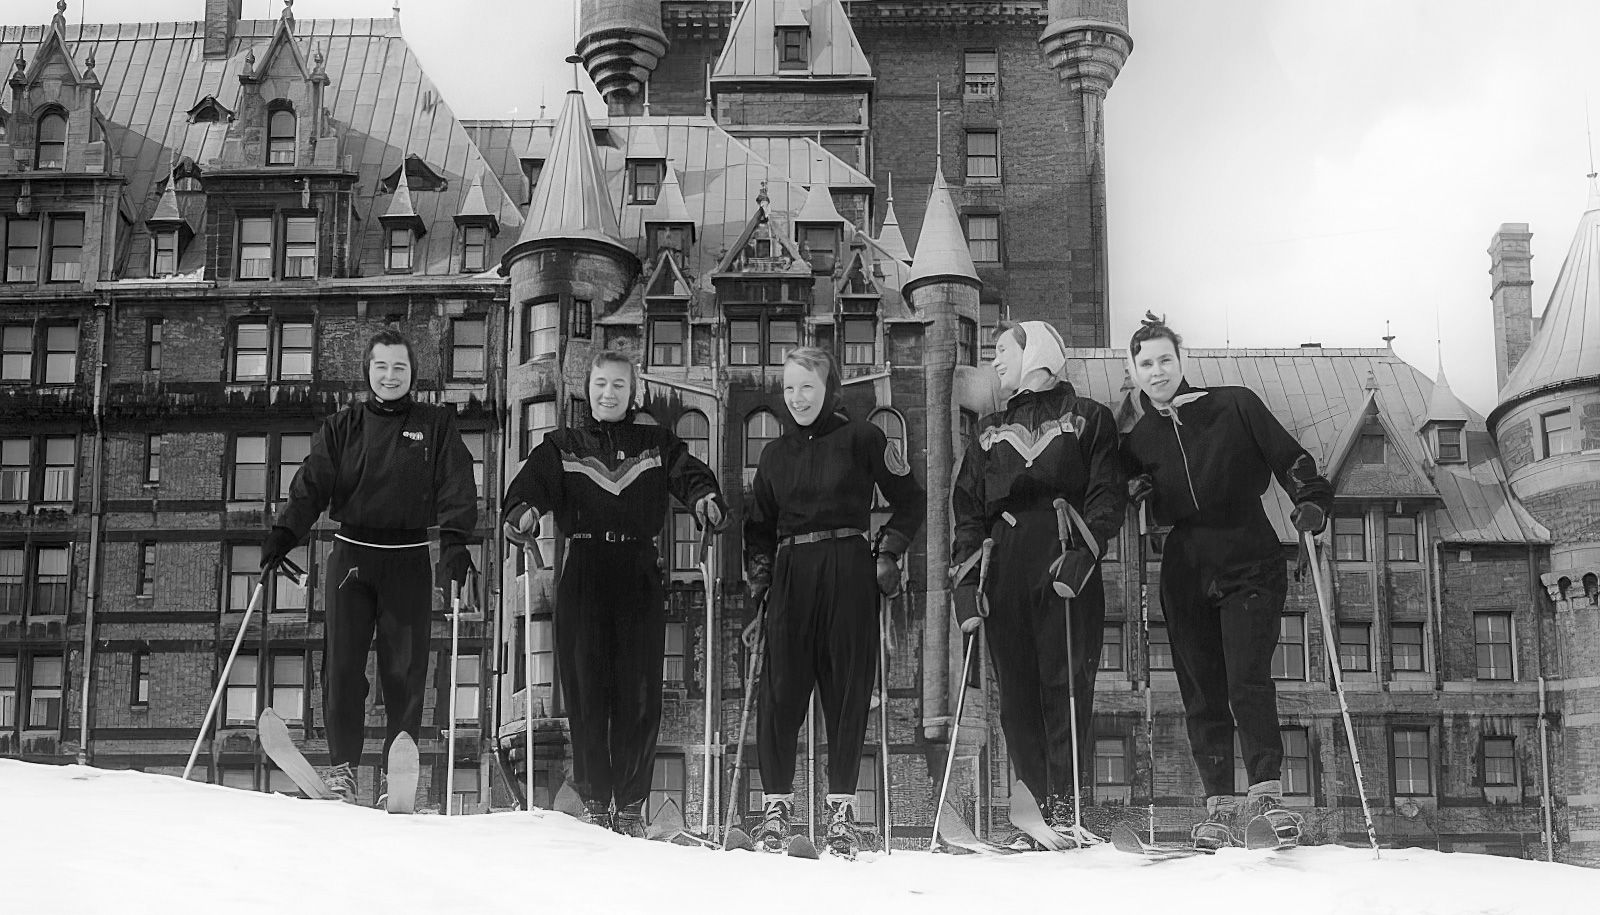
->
262, 311, 1331, 858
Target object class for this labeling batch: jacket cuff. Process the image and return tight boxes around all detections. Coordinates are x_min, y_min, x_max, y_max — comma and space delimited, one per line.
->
878, 529, 911, 559
440, 530, 474, 551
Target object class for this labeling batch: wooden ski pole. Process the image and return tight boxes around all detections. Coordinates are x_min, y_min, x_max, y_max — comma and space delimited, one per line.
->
183, 577, 267, 782
446, 581, 461, 815
523, 538, 543, 810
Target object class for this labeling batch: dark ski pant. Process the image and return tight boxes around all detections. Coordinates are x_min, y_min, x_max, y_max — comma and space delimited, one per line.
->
556, 540, 665, 810
323, 539, 432, 770
983, 511, 1104, 802
1161, 528, 1288, 798
758, 537, 879, 797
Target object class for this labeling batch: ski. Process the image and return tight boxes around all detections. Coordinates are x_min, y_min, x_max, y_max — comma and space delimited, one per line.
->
1244, 814, 1300, 851
257, 709, 339, 801
932, 800, 1027, 856
723, 826, 756, 851
1007, 783, 1073, 851
785, 835, 819, 859
643, 797, 721, 848
491, 740, 529, 810
1110, 824, 1213, 860
384, 733, 419, 814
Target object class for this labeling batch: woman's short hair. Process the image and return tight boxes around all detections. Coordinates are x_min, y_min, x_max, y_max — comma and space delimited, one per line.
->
589, 350, 639, 398
1129, 311, 1183, 359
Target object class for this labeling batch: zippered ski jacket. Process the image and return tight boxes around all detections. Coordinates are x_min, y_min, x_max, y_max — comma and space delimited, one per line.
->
1120, 381, 1333, 566
503, 411, 720, 542
275, 396, 478, 546
951, 382, 1125, 565
743, 410, 925, 586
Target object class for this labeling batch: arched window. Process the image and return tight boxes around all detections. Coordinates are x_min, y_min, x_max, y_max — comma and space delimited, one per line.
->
676, 410, 711, 465
36, 111, 67, 170
744, 409, 781, 485
267, 107, 296, 166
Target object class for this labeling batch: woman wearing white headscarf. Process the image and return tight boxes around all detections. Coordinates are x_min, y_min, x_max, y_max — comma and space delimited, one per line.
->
950, 321, 1125, 846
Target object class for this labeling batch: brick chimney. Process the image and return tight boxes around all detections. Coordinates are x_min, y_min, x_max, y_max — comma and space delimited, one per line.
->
1488, 223, 1533, 391
204, 0, 242, 60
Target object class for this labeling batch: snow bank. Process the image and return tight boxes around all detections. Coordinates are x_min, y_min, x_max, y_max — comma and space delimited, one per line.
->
6, 760, 1596, 915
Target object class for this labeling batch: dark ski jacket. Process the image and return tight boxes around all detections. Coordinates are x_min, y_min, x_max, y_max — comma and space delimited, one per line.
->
744, 410, 925, 588
503, 410, 721, 543
951, 382, 1125, 565
275, 395, 478, 547
1120, 381, 1333, 567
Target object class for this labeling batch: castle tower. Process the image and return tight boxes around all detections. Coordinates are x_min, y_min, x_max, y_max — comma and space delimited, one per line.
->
577, 0, 669, 115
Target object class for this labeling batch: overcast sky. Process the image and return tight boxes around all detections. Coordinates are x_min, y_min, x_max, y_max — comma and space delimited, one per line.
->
20, 0, 1600, 413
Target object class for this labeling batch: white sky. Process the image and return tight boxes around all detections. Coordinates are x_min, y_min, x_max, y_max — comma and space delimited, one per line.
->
17, 0, 1600, 414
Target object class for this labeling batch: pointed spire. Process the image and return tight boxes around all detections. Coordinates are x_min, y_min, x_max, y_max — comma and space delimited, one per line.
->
796, 176, 845, 225
510, 89, 630, 258
644, 161, 693, 227
629, 127, 666, 162
150, 178, 184, 224
454, 171, 500, 237
1425, 367, 1471, 424
903, 164, 978, 294
385, 167, 419, 220
875, 173, 911, 264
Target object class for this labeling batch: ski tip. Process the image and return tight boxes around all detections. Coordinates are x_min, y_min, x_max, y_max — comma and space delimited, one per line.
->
785, 836, 819, 859
722, 827, 756, 852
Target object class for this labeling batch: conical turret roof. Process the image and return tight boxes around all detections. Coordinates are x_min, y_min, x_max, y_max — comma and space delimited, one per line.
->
644, 163, 693, 227
511, 90, 628, 257
383, 167, 419, 220
903, 164, 978, 294
1500, 180, 1600, 405
148, 181, 184, 225
795, 177, 845, 224
1424, 366, 1471, 425
875, 194, 911, 264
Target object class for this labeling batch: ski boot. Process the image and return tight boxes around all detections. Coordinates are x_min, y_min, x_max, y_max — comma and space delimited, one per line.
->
320, 763, 358, 805
824, 796, 861, 860
1242, 792, 1303, 849
750, 795, 793, 853
582, 799, 614, 831
1044, 794, 1104, 848
612, 800, 648, 839
1191, 795, 1240, 851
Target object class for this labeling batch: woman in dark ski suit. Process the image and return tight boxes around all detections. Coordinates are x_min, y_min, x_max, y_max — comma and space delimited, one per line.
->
951, 321, 1125, 846
1120, 314, 1332, 849
744, 347, 924, 859
503, 351, 726, 837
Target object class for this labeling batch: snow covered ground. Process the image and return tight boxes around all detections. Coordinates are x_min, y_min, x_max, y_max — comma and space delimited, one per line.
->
8, 759, 1599, 915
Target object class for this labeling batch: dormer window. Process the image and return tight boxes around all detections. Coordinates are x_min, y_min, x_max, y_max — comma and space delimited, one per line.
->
36, 111, 67, 170
152, 230, 179, 276
386, 228, 414, 272
1434, 426, 1463, 464
630, 161, 662, 204
777, 27, 810, 70
461, 226, 489, 272
267, 105, 296, 166
801, 225, 838, 275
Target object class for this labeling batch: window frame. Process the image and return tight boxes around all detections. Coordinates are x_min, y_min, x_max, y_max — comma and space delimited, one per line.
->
649, 316, 686, 367
137, 540, 157, 597
965, 213, 1001, 263
3, 217, 41, 283
1, 322, 32, 379
151, 229, 180, 277
842, 317, 876, 366
1148, 622, 1174, 672
743, 409, 782, 485
281, 215, 318, 279
1391, 727, 1434, 797
630, 161, 663, 205
1481, 736, 1517, 788
965, 130, 1000, 182
1434, 425, 1463, 463
236, 215, 274, 280
1473, 611, 1514, 681
42, 323, 77, 384
963, 49, 999, 97
1389, 621, 1426, 673
450, 316, 488, 381
26, 654, 65, 730
648, 753, 689, 827
385, 226, 414, 273
1270, 613, 1307, 680
676, 411, 710, 465
1099, 622, 1124, 671
131, 650, 151, 707
1093, 735, 1129, 787
1337, 621, 1372, 673
35, 109, 68, 170
46, 215, 84, 283
461, 225, 490, 273
523, 298, 559, 362
777, 26, 810, 69
1333, 514, 1367, 562
267, 106, 296, 167
1385, 514, 1419, 562
1540, 408, 1574, 458
146, 318, 164, 371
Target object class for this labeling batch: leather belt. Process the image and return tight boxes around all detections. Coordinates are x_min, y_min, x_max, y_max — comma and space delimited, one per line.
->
778, 527, 866, 549
570, 531, 642, 543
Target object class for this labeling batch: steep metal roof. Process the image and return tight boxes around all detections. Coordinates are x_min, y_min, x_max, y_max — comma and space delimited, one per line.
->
1066, 348, 1548, 545
875, 195, 912, 265
795, 173, 847, 224
903, 163, 979, 294
0, 16, 522, 279
512, 89, 630, 257
1500, 180, 1600, 405
712, 0, 873, 82
1422, 366, 1471, 426
642, 163, 693, 226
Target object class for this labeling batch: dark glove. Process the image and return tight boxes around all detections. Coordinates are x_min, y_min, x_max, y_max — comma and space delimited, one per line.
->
951, 584, 985, 634
1127, 474, 1154, 505
260, 526, 299, 572
694, 493, 729, 533
747, 580, 769, 605
437, 540, 477, 600
503, 502, 539, 545
1048, 547, 1099, 599
1291, 502, 1327, 534
876, 553, 902, 598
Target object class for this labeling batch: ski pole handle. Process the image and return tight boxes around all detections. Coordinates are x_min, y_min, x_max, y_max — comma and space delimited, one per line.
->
1052, 497, 1073, 551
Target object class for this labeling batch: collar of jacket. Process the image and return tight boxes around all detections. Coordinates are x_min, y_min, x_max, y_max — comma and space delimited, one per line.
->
783, 406, 848, 440
364, 392, 415, 416
1005, 378, 1077, 410
1138, 380, 1209, 425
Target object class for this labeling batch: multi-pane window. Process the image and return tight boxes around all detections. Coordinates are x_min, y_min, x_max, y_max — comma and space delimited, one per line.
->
963, 49, 998, 96
238, 217, 273, 279
744, 410, 781, 484
146, 319, 163, 370
1333, 516, 1366, 562
271, 653, 306, 722
47, 217, 84, 282
524, 300, 559, 361
132, 652, 151, 706
648, 755, 688, 826
855, 753, 880, 825
843, 318, 875, 365
631, 162, 662, 204
277, 434, 310, 500
273, 546, 308, 612
528, 618, 555, 688
1338, 623, 1371, 672
663, 621, 687, 690
0, 657, 14, 727
233, 435, 268, 501
967, 215, 999, 262
224, 654, 259, 725
267, 109, 296, 166
0, 548, 22, 615
1390, 622, 1425, 672
767, 321, 800, 365
453, 654, 482, 723
979, 302, 1003, 362
1435, 426, 1463, 463
28, 656, 63, 729
522, 400, 555, 458
569, 299, 593, 339
802, 226, 837, 274
672, 513, 698, 573
283, 217, 316, 278
137, 541, 157, 596
233, 322, 269, 380
650, 318, 686, 366
277, 322, 313, 379
1149, 623, 1173, 671
729, 320, 760, 366
463, 432, 486, 493
1392, 728, 1432, 796
778, 27, 809, 68
4, 218, 41, 282
386, 228, 413, 271
1, 324, 30, 378
43, 325, 76, 383
36, 111, 67, 169
451, 765, 482, 812
1540, 409, 1573, 458
1357, 433, 1386, 465
452, 318, 487, 379
152, 230, 179, 276
0, 439, 27, 502
676, 411, 710, 465
966, 131, 999, 181
1271, 614, 1306, 680
33, 546, 69, 616
40, 437, 74, 503
1482, 737, 1516, 787
1282, 727, 1311, 795
957, 317, 978, 367
1385, 515, 1418, 561
1100, 623, 1124, 671
1474, 612, 1513, 680
226, 545, 261, 613
1094, 737, 1128, 785
461, 226, 489, 273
